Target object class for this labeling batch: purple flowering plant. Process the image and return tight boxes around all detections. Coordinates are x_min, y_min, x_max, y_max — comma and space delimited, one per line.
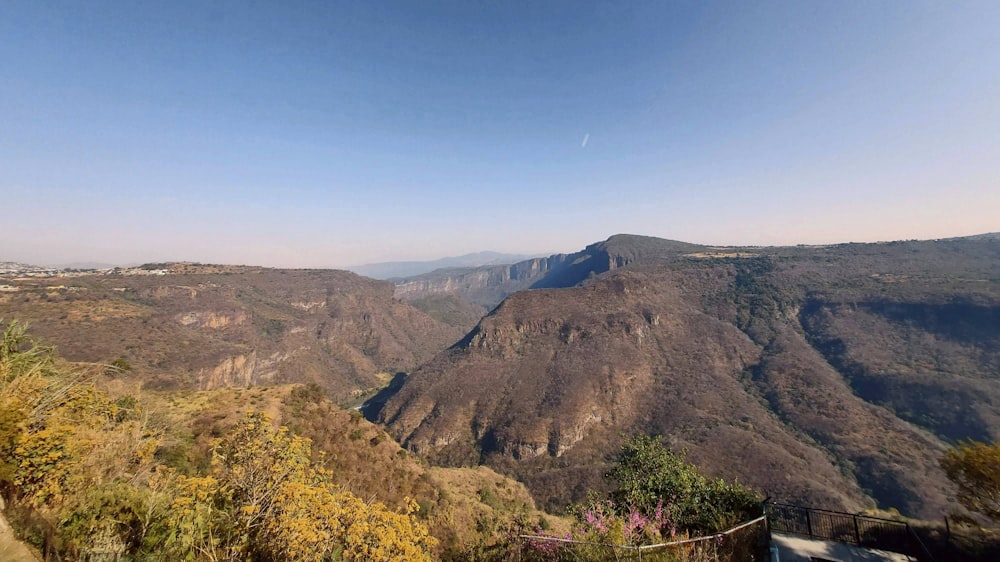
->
528, 497, 678, 555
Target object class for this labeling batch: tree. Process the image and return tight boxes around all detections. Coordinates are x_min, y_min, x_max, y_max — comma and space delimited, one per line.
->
0, 320, 163, 559
166, 412, 438, 561
106, 356, 131, 375
520, 437, 762, 561
607, 435, 760, 532
0, 322, 439, 561
941, 440, 1000, 521
0, 319, 55, 383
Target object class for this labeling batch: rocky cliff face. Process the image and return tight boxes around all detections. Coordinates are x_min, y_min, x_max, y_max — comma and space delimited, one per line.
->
393, 234, 705, 311
393, 256, 568, 310
199, 352, 258, 389
0, 266, 465, 401
376, 237, 1000, 519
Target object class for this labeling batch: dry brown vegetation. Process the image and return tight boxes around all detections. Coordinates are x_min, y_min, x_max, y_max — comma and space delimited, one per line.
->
377, 236, 1000, 520
3, 234, 998, 547
0, 266, 464, 402
123, 382, 567, 558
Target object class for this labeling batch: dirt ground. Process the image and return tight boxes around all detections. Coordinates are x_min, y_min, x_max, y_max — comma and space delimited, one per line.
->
0, 510, 41, 562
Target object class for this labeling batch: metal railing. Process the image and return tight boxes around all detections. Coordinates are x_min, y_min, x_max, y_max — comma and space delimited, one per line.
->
765, 502, 937, 562
518, 515, 770, 561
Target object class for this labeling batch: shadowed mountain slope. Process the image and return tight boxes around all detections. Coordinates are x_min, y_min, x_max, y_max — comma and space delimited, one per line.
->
376, 235, 1000, 518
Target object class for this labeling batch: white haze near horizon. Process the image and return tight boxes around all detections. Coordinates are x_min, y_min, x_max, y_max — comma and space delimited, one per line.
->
1, 2, 998, 268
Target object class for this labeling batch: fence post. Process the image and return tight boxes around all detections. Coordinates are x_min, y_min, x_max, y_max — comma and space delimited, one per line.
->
762, 498, 771, 538
853, 514, 861, 545
806, 509, 813, 539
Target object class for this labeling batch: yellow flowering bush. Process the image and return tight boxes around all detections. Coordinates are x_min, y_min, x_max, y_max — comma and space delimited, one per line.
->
0, 321, 440, 561
165, 412, 438, 561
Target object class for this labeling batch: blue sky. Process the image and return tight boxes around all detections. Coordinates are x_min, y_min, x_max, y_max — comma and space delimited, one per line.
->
2, 1, 998, 267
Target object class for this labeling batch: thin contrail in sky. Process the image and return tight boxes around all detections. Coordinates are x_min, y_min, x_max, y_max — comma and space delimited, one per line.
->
581, 133, 590, 148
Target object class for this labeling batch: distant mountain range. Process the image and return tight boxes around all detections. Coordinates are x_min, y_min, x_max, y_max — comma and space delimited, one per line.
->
346, 251, 539, 280
392, 233, 1000, 314
392, 235, 703, 313
53, 261, 121, 270
0, 261, 59, 274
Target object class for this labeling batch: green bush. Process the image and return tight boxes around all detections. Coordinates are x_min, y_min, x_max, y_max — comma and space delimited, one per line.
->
607, 435, 760, 532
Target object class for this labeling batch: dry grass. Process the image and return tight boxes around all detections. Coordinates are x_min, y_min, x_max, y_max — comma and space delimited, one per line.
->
87, 381, 569, 556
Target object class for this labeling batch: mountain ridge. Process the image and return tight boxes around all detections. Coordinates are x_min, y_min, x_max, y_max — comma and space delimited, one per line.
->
374, 234, 1000, 518
391, 232, 999, 312
346, 251, 539, 280
393, 234, 708, 313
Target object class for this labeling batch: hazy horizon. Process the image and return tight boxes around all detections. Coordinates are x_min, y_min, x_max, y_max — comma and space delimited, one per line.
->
5, 230, 998, 271
3, 2, 998, 268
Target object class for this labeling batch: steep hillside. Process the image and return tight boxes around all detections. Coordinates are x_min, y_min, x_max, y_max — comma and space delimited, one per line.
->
138, 383, 565, 556
376, 236, 1000, 519
393, 257, 568, 311
393, 234, 705, 311
0, 324, 565, 560
0, 264, 464, 401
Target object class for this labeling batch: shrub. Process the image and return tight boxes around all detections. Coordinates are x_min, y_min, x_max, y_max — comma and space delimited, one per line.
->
607, 435, 760, 533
